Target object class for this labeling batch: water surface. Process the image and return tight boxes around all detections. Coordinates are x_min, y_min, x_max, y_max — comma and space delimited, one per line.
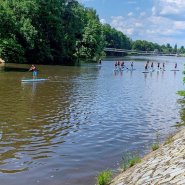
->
0, 56, 184, 185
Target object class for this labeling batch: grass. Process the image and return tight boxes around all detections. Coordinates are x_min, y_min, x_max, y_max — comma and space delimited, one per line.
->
177, 90, 185, 97
175, 122, 185, 127
151, 143, 159, 151
129, 156, 141, 167
121, 152, 141, 171
164, 133, 175, 145
151, 131, 160, 151
97, 170, 112, 185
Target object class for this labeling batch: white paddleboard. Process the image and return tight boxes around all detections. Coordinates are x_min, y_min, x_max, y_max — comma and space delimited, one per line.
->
142, 71, 149, 73
21, 78, 48, 82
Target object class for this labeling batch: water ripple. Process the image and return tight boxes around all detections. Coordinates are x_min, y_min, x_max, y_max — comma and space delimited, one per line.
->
0, 59, 184, 185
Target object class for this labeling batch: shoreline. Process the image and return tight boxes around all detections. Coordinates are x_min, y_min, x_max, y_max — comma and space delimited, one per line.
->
0, 58, 5, 64
110, 127, 185, 185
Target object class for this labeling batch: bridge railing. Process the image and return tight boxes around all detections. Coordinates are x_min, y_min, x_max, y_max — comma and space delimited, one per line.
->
104, 48, 180, 56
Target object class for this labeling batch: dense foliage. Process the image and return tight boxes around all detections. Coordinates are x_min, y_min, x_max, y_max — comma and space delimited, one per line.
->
1, 0, 185, 64
0, 0, 105, 64
102, 24, 132, 49
132, 40, 185, 55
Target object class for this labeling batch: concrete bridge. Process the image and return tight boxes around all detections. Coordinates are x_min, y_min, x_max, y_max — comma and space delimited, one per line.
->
104, 48, 181, 57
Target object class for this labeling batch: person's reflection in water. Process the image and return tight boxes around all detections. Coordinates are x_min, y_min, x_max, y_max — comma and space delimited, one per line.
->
32, 82, 37, 95
130, 70, 133, 77
22, 82, 38, 98
144, 73, 147, 80
114, 70, 118, 76
174, 71, 176, 78
157, 70, 160, 75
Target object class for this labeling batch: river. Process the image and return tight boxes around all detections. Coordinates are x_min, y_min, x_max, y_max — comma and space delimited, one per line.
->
0, 56, 184, 185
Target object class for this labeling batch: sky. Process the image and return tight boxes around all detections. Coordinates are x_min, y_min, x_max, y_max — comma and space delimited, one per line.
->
78, 0, 185, 47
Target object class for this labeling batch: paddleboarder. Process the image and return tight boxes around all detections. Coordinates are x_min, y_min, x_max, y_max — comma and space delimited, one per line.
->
29, 64, 38, 78
175, 63, 177, 69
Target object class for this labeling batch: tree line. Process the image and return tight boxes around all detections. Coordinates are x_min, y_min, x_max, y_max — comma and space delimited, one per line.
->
0, 0, 185, 65
0, 0, 105, 64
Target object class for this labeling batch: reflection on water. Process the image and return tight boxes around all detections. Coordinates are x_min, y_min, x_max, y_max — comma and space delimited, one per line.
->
0, 58, 184, 185
3, 66, 28, 72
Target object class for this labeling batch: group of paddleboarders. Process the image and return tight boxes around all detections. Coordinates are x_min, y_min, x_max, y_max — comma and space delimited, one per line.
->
115, 60, 178, 72
145, 61, 165, 71
144, 61, 177, 71
114, 61, 134, 70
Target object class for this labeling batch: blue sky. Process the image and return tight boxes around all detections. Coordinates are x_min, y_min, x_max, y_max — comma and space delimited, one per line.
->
78, 0, 185, 47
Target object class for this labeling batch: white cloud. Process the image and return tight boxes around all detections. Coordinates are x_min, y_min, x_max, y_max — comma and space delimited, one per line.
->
110, 11, 185, 46
160, 0, 185, 14
79, 0, 185, 46
127, 0, 137, 4
140, 12, 146, 17
153, 0, 185, 20
135, 22, 142, 27
100, 18, 106, 24
128, 12, 133, 16
111, 16, 135, 35
151, 6, 156, 15
174, 21, 185, 30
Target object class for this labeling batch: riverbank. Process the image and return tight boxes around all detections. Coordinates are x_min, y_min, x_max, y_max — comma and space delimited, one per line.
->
0, 58, 5, 63
110, 127, 185, 185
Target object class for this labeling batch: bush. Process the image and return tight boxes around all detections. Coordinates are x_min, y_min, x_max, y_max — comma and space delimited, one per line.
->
121, 152, 141, 171
152, 143, 159, 151
97, 170, 112, 185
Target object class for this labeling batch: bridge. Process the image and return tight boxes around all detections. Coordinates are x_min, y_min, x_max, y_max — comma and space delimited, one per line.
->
104, 48, 181, 57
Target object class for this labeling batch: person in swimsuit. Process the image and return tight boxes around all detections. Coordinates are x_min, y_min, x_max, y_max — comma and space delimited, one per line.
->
121, 61, 125, 69
175, 63, 177, 69
145, 63, 148, 71
157, 62, 160, 70
131, 62, 133, 69
151, 62, 154, 69
115, 61, 118, 67
29, 64, 38, 78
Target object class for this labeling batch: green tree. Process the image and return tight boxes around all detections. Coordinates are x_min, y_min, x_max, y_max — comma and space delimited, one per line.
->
0, 0, 106, 64
75, 8, 105, 62
0, 0, 38, 62
102, 23, 132, 49
173, 44, 177, 54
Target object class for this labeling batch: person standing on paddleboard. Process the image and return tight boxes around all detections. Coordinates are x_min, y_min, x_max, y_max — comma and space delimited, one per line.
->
175, 63, 177, 69
157, 62, 160, 70
145, 62, 148, 71
151, 62, 154, 70
131, 62, 133, 69
29, 64, 38, 78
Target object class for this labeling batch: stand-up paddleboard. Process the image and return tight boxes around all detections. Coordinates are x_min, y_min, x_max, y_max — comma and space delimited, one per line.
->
120, 68, 127, 71
149, 69, 155, 72
96, 64, 102, 67
113, 68, 119, 72
21, 78, 48, 82
142, 71, 149, 73
171, 69, 180, 71
128, 68, 136, 71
